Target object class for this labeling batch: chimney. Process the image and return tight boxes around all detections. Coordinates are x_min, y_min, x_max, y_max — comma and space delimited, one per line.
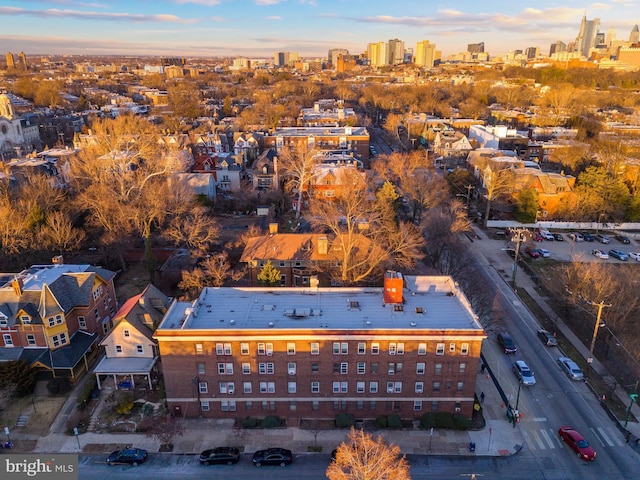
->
11, 277, 24, 297
52, 255, 64, 265
318, 236, 328, 255
383, 271, 404, 305
269, 223, 278, 234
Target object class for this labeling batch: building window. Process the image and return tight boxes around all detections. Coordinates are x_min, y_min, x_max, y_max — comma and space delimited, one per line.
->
457, 381, 464, 391
414, 401, 423, 411
333, 382, 340, 393
340, 363, 348, 374
287, 343, 296, 355
434, 363, 442, 374
449, 343, 456, 353
290, 401, 296, 411
244, 382, 252, 393
357, 362, 366, 374
386, 381, 394, 393
216, 343, 232, 355
221, 401, 236, 412
418, 343, 427, 355
265, 343, 273, 355
288, 362, 296, 375
123, 329, 130, 337
246, 401, 253, 411
388, 363, 395, 375
358, 342, 366, 354
461, 343, 469, 355
397, 343, 404, 355
195, 344, 203, 354
47, 317, 55, 328
136, 345, 144, 354
312, 400, 319, 410
267, 382, 275, 393
389, 343, 396, 355
288, 382, 297, 393
242, 363, 251, 374
260, 382, 268, 393
369, 381, 378, 394
115, 345, 123, 354
279, 261, 285, 267
436, 343, 445, 355
259, 363, 266, 374
201, 401, 210, 412
78, 316, 86, 329
371, 343, 379, 355
267, 363, 274, 374
257, 343, 265, 355
415, 382, 424, 394
333, 342, 340, 354
26, 334, 36, 346
459, 363, 466, 373
357, 381, 365, 393
219, 382, 235, 394
431, 401, 439, 411
396, 363, 403, 373
311, 381, 320, 393
21, 316, 30, 325
311, 362, 319, 373
357, 400, 364, 410
3, 334, 13, 346
416, 363, 425, 375
241, 343, 250, 355
341, 381, 348, 393
310, 342, 319, 355
199, 382, 208, 394
333, 363, 340, 373
218, 363, 233, 375
433, 382, 441, 392
197, 363, 205, 375
371, 363, 378, 374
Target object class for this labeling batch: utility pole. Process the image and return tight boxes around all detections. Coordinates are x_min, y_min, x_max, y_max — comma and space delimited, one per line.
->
509, 228, 530, 290
587, 300, 612, 380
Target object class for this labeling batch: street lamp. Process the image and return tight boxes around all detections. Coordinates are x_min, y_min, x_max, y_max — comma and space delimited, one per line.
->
595, 213, 605, 234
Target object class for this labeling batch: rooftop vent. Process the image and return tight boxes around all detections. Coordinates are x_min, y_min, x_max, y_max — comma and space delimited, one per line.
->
268, 322, 275, 328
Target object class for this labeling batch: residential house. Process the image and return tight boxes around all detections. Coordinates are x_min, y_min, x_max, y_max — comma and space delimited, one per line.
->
297, 100, 357, 127
94, 284, 170, 390
171, 172, 216, 200
511, 168, 576, 219
0, 93, 42, 158
191, 131, 229, 157
250, 148, 279, 191
468, 125, 530, 158
233, 132, 263, 166
154, 271, 486, 420
432, 131, 473, 168
0, 261, 117, 379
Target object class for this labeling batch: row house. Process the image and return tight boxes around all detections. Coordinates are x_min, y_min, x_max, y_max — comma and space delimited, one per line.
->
262, 126, 371, 165
0, 261, 117, 379
191, 131, 230, 157
250, 148, 279, 191
191, 152, 243, 193
233, 132, 263, 166
154, 272, 485, 421
240, 232, 371, 287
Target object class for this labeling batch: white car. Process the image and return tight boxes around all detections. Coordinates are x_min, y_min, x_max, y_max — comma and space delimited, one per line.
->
629, 252, 640, 261
536, 248, 550, 258
539, 230, 555, 240
591, 249, 609, 259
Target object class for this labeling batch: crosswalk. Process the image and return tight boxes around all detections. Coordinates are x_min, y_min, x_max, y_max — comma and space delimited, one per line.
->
521, 426, 627, 452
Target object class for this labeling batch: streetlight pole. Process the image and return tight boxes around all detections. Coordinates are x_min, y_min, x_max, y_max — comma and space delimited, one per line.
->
587, 300, 612, 380
509, 228, 529, 290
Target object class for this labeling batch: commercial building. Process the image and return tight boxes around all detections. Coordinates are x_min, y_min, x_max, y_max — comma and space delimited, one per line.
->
415, 41, 436, 68
154, 272, 486, 421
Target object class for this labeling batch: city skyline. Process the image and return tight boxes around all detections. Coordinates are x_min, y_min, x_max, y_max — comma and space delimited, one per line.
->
0, 1, 639, 59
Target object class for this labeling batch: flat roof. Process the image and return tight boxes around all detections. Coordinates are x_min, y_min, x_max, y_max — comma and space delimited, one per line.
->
0, 264, 94, 292
156, 275, 482, 333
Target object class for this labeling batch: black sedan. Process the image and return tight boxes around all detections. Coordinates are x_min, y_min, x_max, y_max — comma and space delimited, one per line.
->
537, 329, 558, 346
252, 447, 293, 467
552, 233, 564, 241
199, 446, 240, 465
615, 234, 631, 244
107, 448, 148, 466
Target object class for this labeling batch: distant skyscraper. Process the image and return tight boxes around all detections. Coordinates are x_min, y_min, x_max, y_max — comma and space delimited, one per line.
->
387, 39, 405, 65
629, 24, 639, 44
467, 42, 485, 54
549, 40, 567, 57
525, 47, 539, 59
274, 52, 299, 67
605, 28, 616, 47
367, 42, 388, 67
327, 48, 348, 67
5, 52, 15, 69
575, 15, 601, 57
415, 40, 436, 67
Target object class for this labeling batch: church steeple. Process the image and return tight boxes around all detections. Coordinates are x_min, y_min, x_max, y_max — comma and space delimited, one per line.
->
0, 93, 15, 120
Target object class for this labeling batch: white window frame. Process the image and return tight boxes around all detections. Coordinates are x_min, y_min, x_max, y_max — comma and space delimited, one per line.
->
136, 345, 143, 354
418, 343, 427, 355
371, 343, 379, 355
416, 363, 425, 374
357, 362, 366, 374
310, 342, 320, 355
115, 345, 123, 355
287, 342, 296, 355
311, 381, 320, 393
78, 316, 86, 329
242, 363, 251, 374
461, 343, 469, 355
243, 382, 252, 393
340, 362, 348, 374
199, 381, 208, 394
356, 381, 365, 393
415, 382, 424, 394
288, 381, 297, 393
241, 343, 250, 355
357, 342, 366, 354
389, 343, 396, 355
436, 343, 445, 355
370, 381, 378, 393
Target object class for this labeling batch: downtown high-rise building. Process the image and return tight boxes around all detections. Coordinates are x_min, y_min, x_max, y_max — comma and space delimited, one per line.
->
274, 51, 300, 67
5, 52, 15, 69
367, 42, 388, 67
415, 40, 436, 67
629, 24, 639, 44
327, 48, 348, 67
467, 42, 485, 54
387, 38, 405, 65
574, 15, 601, 57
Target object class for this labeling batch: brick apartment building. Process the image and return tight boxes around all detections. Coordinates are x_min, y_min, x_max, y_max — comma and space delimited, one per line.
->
154, 272, 486, 421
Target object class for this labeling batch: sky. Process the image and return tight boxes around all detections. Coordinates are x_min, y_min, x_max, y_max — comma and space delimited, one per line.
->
0, 0, 638, 59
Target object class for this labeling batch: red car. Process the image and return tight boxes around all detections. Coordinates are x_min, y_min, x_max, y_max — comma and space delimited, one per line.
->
558, 426, 596, 461
532, 233, 544, 242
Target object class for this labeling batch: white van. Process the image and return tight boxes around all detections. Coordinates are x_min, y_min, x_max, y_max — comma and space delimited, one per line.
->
539, 230, 554, 240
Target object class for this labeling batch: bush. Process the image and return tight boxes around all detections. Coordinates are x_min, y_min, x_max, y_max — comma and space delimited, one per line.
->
77, 376, 98, 410
419, 413, 435, 429
434, 412, 455, 429
335, 413, 355, 428
374, 416, 388, 428
387, 414, 403, 429
262, 415, 282, 428
115, 394, 134, 415
242, 417, 258, 428
0, 360, 37, 397
453, 414, 472, 430
47, 377, 71, 396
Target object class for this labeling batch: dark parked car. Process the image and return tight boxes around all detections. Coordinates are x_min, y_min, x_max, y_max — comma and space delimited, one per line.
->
252, 448, 293, 467
497, 332, 517, 354
615, 234, 631, 244
558, 426, 596, 461
552, 233, 564, 241
580, 232, 595, 242
199, 447, 240, 465
537, 329, 557, 346
107, 448, 148, 466
595, 234, 610, 244
608, 249, 628, 261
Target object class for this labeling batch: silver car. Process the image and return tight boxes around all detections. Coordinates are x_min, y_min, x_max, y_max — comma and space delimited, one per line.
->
513, 360, 536, 385
558, 356, 584, 381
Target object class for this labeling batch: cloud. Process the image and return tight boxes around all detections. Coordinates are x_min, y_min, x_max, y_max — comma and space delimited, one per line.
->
266, 16, 282, 20
0, 7, 200, 23
254, 0, 286, 5
171, 0, 222, 5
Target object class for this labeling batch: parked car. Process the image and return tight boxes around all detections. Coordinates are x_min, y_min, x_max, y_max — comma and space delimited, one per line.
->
629, 252, 640, 261
552, 233, 564, 241
497, 332, 517, 354
537, 329, 558, 346
591, 249, 609, 259
252, 448, 293, 467
525, 246, 540, 258
535, 248, 550, 258
505, 247, 517, 258
595, 234, 610, 244
558, 426, 596, 461
539, 230, 554, 240
532, 233, 544, 242
558, 356, 584, 381
615, 234, 631, 244
608, 249, 628, 261
107, 448, 148, 466
513, 360, 536, 385
580, 232, 595, 242
199, 447, 241, 465
568, 232, 584, 242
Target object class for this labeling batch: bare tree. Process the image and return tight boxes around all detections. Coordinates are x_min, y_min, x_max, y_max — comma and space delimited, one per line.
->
143, 413, 185, 448
277, 144, 319, 219
326, 427, 410, 480
474, 161, 514, 227
163, 206, 220, 257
